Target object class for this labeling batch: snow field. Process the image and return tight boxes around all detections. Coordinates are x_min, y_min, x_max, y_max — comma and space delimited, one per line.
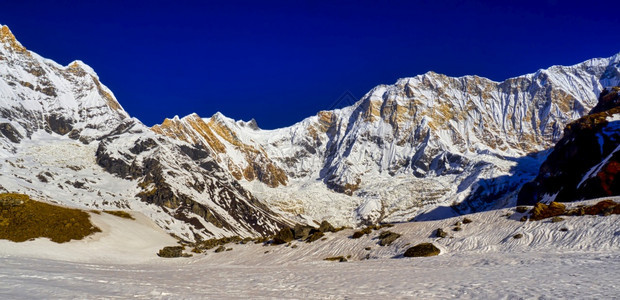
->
0, 198, 619, 298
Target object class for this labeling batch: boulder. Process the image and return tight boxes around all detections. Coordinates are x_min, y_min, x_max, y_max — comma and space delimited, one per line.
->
584, 200, 618, 216
435, 228, 447, 238
403, 243, 440, 257
351, 231, 364, 239
530, 202, 566, 221
306, 231, 324, 243
273, 226, 294, 245
566, 206, 586, 216
515, 206, 529, 213
158, 246, 184, 258
293, 224, 313, 240
378, 231, 401, 246
196, 236, 242, 250
318, 220, 335, 233
324, 256, 347, 262
351, 226, 373, 239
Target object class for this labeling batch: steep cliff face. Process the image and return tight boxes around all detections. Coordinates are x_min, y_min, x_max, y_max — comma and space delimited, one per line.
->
0, 25, 286, 241
155, 53, 620, 225
518, 87, 620, 205
0, 25, 128, 150
95, 119, 287, 239
151, 113, 288, 188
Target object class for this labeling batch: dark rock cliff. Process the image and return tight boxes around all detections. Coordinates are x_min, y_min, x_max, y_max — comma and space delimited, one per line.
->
518, 87, 620, 205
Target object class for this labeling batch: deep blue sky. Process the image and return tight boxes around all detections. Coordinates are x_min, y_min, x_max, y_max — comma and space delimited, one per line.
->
1, 1, 619, 129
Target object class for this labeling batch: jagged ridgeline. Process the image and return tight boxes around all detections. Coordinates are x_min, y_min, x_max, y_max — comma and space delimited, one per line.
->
153, 52, 620, 225
1, 22, 620, 239
0, 25, 288, 242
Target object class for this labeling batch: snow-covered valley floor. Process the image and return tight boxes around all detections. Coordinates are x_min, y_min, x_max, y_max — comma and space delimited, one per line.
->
2, 251, 618, 299
1, 198, 619, 299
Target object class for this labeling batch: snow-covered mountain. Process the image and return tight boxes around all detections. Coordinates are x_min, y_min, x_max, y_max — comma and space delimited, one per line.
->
154, 53, 620, 226
0, 25, 287, 241
2, 21, 619, 236
0, 25, 128, 152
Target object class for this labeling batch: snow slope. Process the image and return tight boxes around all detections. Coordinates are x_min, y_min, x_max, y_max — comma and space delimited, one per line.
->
0, 211, 176, 264
1, 198, 619, 298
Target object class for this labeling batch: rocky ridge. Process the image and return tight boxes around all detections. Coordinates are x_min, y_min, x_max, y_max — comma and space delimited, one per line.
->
154, 52, 620, 225
0, 25, 287, 241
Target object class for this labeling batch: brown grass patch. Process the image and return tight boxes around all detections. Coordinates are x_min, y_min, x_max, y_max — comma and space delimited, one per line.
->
324, 256, 348, 262
530, 202, 566, 221
531, 199, 620, 221
103, 210, 135, 220
0, 193, 101, 243
583, 200, 617, 216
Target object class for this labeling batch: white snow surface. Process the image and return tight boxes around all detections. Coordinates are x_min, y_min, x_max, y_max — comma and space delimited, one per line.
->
1, 198, 619, 298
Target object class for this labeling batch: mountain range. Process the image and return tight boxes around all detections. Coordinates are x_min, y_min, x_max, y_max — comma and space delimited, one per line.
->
1, 24, 619, 240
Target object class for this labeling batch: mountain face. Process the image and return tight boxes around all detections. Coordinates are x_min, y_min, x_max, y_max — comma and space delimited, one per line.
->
518, 87, 620, 205
0, 26, 128, 151
0, 25, 287, 241
2, 23, 620, 237
154, 53, 620, 225
151, 113, 288, 188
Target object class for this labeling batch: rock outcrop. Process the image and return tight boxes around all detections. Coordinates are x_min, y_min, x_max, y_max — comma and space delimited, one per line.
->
403, 243, 441, 257
518, 87, 620, 205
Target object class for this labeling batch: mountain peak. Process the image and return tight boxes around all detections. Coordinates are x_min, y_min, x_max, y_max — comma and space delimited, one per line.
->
238, 118, 259, 130
0, 25, 27, 53
209, 112, 236, 125
67, 60, 98, 78
211, 111, 226, 119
